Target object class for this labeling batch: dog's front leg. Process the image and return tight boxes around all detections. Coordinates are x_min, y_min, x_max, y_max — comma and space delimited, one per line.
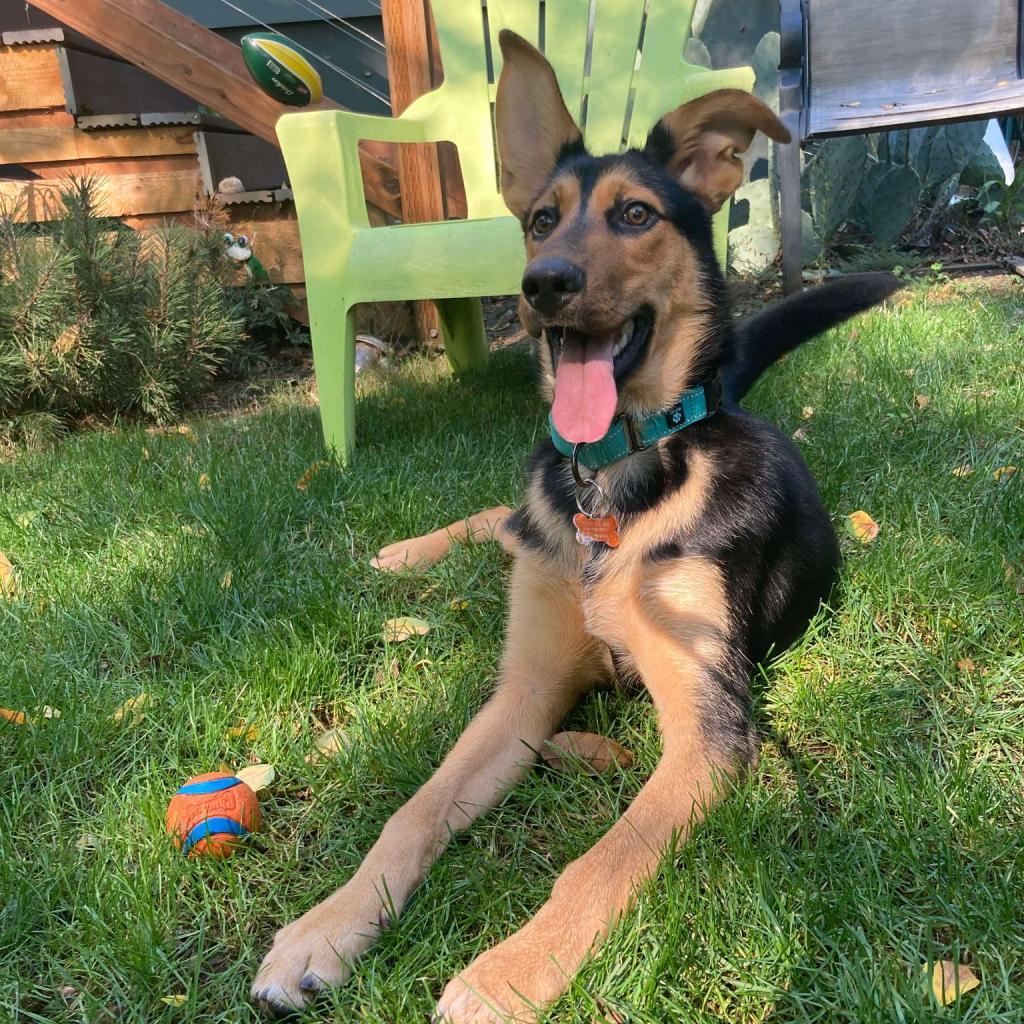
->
252, 552, 603, 1014
436, 557, 750, 1023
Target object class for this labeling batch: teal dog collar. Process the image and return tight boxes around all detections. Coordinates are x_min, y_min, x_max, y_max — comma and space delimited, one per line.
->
549, 377, 723, 471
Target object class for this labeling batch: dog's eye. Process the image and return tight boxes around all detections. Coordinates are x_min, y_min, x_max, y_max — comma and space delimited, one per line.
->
622, 202, 655, 228
531, 209, 557, 236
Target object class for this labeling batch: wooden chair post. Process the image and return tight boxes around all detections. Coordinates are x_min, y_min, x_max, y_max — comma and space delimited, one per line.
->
381, 0, 446, 349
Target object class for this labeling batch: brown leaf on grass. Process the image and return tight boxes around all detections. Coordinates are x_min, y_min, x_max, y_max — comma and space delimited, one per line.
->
147, 424, 197, 443
848, 510, 880, 544
792, 427, 809, 442
75, 833, 100, 851
1, 708, 27, 725
112, 693, 149, 727
1, 551, 17, 599
914, 394, 931, 410
236, 762, 275, 793
925, 960, 980, 1006
951, 465, 974, 478
198, 473, 211, 490
227, 721, 258, 742
542, 731, 634, 775
305, 726, 351, 763
220, 570, 234, 590
993, 465, 1017, 482
801, 406, 815, 420
295, 460, 329, 491
957, 658, 976, 675
450, 597, 470, 611
383, 616, 430, 642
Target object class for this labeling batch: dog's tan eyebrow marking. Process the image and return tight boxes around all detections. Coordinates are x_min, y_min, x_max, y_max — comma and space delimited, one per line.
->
590, 175, 664, 216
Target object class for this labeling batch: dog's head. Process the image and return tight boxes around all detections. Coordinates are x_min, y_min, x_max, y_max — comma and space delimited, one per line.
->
495, 31, 789, 444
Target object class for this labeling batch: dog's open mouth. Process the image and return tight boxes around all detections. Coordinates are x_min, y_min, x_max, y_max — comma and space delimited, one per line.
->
547, 309, 653, 444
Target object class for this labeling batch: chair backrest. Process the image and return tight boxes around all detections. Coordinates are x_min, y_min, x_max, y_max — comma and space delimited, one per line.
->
417, 0, 699, 219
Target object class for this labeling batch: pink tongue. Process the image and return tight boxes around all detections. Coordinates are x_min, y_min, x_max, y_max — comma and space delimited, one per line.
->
551, 329, 618, 443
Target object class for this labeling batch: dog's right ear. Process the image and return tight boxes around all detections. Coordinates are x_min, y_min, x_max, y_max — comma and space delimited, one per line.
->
495, 30, 582, 220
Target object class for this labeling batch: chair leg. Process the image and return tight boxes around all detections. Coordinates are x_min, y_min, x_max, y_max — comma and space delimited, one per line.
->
310, 301, 358, 464
778, 132, 803, 295
435, 297, 489, 375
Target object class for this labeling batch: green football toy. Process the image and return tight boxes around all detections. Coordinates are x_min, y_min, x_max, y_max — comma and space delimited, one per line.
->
241, 33, 323, 108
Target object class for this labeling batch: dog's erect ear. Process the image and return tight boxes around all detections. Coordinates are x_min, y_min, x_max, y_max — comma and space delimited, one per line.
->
495, 30, 582, 219
647, 90, 790, 212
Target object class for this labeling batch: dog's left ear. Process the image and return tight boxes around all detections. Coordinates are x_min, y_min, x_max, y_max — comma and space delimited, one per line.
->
646, 89, 791, 212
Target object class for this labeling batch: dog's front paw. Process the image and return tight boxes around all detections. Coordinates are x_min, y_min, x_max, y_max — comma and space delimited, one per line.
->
434, 941, 566, 1023
251, 885, 387, 1015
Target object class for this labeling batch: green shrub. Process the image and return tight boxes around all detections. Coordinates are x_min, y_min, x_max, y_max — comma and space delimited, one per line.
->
0, 177, 290, 437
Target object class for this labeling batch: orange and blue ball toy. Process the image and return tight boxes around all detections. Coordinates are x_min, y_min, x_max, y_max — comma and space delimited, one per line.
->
166, 772, 261, 858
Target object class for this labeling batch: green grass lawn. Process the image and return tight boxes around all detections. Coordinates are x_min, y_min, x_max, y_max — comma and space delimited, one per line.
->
2, 280, 1022, 1024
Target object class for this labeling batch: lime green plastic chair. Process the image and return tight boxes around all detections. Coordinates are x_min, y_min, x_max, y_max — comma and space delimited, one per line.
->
276, 0, 754, 462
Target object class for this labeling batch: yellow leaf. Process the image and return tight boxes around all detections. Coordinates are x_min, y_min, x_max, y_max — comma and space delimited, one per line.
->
0, 551, 17, 599
148, 424, 196, 443
220, 570, 234, 590
848, 510, 880, 544
1, 708, 27, 725
41, 705, 61, 719
236, 762, 275, 793
161, 994, 188, 1007
75, 833, 100, 851
801, 406, 814, 420
925, 960, 980, 1006
951, 465, 974, 478
914, 393, 930, 410
142, 446, 151, 461
112, 693, 149, 726
450, 598, 470, 611
198, 473, 211, 490
542, 731, 634, 775
383, 616, 430, 642
305, 726, 350, 763
993, 465, 1017, 482
296, 460, 329, 491
217, 761, 232, 774
227, 720, 258, 741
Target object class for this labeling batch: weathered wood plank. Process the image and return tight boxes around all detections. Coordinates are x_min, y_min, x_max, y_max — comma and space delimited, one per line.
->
1, 168, 199, 220
25, 0, 403, 219
1, 125, 198, 164
0, 43, 65, 111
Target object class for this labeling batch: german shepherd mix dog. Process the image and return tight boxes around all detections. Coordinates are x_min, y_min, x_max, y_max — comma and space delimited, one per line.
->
253, 32, 899, 1022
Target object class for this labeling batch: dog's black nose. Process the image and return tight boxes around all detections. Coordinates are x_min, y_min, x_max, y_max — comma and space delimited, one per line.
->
521, 258, 584, 316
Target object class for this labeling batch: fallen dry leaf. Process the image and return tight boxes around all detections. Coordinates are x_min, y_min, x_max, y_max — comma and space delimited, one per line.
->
198, 473, 211, 490
951, 465, 974, 478
147, 424, 197, 443
305, 726, 351, 763
1, 708, 27, 725
160, 994, 188, 1007
542, 731, 634, 775
956, 658, 976, 675
142, 446, 151, 461
75, 833, 101, 851
41, 705, 61, 719
227, 721, 259, 742
295, 460, 329, 491
993, 465, 1017, 482
801, 406, 815, 420
914, 394, 931, 410
925, 960, 980, 1006
220, 570, 234, 590
111, 692, 149, 727
848, 510, 880, 544
236, 762, 275, 793
59, 985, 79, 1005
792, 427, 809, 442
383, 616, 431, 642
1, 551, 17, 598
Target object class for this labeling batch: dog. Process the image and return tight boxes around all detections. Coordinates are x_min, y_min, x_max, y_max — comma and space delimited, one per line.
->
252, 31, 900, 1022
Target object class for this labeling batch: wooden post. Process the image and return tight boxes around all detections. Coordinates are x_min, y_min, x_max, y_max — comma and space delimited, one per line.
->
25, 0, 403, 218
381, 0, 445, 349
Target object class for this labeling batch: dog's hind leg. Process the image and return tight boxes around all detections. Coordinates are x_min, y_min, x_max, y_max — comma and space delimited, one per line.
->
435, 556, 750, 1023
371, 505, 517, 572
252, 551, 604, 1015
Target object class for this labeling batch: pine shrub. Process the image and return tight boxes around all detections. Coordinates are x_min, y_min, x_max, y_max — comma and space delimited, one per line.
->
0, 177, 286, 437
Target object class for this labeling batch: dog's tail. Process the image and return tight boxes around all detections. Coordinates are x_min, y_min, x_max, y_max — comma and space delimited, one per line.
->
722, 272, 902, 403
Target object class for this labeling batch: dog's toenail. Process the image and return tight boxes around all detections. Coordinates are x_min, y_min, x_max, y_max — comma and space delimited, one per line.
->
379, 908, 392, 930
299, 974, 321, 992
